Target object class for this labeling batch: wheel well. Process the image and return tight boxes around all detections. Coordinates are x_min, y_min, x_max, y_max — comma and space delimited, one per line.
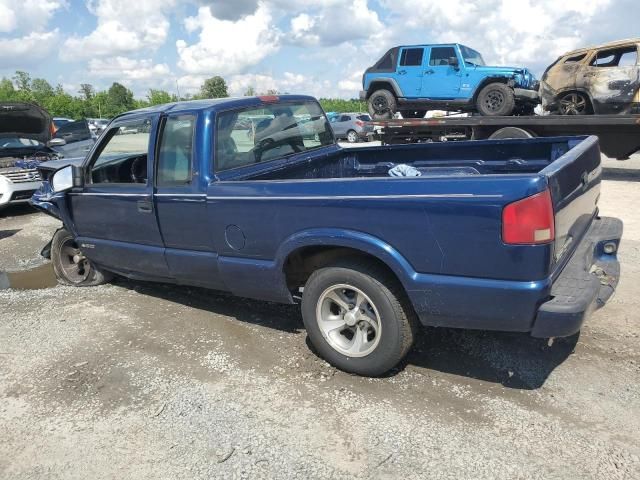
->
367, 82, 397, 99
284, 246, 401, 292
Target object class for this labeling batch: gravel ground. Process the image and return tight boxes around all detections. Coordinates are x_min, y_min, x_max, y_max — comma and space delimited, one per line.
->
1, 161, 639, 479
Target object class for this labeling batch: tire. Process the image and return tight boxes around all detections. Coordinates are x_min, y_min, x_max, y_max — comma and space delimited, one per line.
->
488, 127, 535, 140
558, 92, 590, 115
367, 89, 397, 120
51, 228, 113, 286
476, 82, 515, 116
346, 130, 359, 143
401, 110, 427, 119
301, 259, 418, 376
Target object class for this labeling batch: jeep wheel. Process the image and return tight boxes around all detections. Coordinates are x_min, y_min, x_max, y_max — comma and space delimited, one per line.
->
301, 259, 418, 377
558, 92, 590, 115
401, 110, 426, 119
367, 89, 396, 120
476, 83, 515, 116
51, 228, 113, 286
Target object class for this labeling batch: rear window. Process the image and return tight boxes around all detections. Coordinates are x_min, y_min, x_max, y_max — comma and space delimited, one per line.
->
400, 48, 424, 66
215, 101, 333, 172
357, 115, 371, 121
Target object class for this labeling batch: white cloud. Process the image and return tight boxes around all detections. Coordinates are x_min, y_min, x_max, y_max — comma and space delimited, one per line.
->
88, 57, 170, 81
0, 30, 59, 62
176, 4, 281, 76
289, 0, 382, 47
379, 0, 614, 74
0, 0, 65, 33
61, 0, 175, 60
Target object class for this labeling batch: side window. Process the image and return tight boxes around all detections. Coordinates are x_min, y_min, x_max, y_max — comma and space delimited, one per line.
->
157, 115, 195, 185
591, 46, 638, 67
430, 47, 457, 66
400, 48, 424, 66
89, 118, 151, 185
563, 53, 587, 64
340, 115, 351, 122
215, 101, 333, 172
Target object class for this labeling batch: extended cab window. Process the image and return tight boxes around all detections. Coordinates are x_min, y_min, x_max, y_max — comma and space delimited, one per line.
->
215, 101, 333, 172
157, 115, 195, 185
89, 118, 151, 184
400, 48, 424, 66
430, 47, 457, 66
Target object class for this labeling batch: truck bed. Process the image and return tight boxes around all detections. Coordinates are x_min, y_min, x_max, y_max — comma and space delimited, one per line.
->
243, 136, 583, 180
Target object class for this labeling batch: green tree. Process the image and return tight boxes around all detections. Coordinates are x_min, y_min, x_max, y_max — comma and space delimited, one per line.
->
243, 86, 256, 96
12, 71, 31, 92
104, 82, 135, 117
199, 76, 228, 99
78, 83, 95, 101
147, 89, 175, 105
0, 77, 15, 101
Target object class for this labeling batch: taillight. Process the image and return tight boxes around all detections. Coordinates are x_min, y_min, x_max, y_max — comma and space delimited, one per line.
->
502, 189, 555, 244
355, 120, 364, 127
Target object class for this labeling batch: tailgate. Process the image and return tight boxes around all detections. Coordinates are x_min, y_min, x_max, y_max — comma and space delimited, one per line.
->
542, 136, 602, 268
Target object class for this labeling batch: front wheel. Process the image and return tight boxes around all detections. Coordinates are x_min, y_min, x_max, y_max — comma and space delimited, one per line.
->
558, 92, 590, 115
476, 83, 515, 116
301, 260, 417, 376
346, 130, 359, 143
51, 228, 113, 286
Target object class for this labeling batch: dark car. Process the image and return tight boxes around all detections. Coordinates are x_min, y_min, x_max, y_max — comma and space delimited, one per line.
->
51, 119, 97, 158
541, 38, 640, 115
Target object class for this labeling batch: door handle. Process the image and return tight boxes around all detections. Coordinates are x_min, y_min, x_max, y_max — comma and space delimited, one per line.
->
137, 199, 153, 213
397, 70, 407, 75
424, 69, 435, 75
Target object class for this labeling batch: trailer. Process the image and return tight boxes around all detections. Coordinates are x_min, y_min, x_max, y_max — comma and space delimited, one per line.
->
370, 115, 640, 160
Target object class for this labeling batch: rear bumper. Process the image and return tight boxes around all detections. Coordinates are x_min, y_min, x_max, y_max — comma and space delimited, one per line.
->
531, 216, 622, 337
405, 216, 622, 337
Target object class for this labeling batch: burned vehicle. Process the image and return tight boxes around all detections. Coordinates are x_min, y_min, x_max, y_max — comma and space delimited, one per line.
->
0, 103, 62, 210
541, 39, 640, 115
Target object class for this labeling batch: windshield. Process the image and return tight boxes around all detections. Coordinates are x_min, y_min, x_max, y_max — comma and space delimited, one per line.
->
0, 137, 45, 150
460, 45, 485, 66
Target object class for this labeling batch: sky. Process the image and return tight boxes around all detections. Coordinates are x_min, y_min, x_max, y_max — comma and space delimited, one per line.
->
0, 0, 638, 99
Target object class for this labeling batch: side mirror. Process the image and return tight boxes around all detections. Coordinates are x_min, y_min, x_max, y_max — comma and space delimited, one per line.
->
48, 138, 66, 147
52, 165, 83, 193
450, 57, 460, 69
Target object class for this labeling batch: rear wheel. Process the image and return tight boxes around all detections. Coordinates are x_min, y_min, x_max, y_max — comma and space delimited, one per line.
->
301, 259, 418, 376
367, 89, 396, 120
346, 130, 359, 143
476, 82, 515, 116
558, 92, 590, 115
51, 229, 113, 286
488, 127, 535, 140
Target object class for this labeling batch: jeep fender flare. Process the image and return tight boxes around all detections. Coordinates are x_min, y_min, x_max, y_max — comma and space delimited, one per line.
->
365, 78, 403, 98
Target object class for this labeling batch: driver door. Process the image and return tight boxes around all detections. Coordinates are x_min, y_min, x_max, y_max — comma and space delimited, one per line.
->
68, 114, 170, 278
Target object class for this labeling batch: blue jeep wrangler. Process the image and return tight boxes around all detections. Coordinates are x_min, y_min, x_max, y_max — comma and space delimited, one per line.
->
361, 44, 539, 118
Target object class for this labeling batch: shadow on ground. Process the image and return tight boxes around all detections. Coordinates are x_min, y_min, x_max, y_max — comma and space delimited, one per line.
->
113, 277, 576, 390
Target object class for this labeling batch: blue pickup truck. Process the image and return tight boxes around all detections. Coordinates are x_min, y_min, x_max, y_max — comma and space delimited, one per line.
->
361, 43, 539, 118
32, 95, 622, 376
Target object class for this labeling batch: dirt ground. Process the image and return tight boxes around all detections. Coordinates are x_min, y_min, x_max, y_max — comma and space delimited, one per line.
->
1, 157, 639, 479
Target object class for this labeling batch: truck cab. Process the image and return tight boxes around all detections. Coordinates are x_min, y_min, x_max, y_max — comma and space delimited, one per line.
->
361, 43, 539, 119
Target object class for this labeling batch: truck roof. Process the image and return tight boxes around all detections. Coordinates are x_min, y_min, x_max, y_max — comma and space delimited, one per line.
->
114, 94, 319, 120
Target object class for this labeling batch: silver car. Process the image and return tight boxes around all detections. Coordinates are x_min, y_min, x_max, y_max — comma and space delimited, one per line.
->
329, 112, 373, 143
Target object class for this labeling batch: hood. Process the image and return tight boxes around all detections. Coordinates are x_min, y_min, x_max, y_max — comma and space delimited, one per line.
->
472, 65, 534, 76
0, 102, 52, 144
